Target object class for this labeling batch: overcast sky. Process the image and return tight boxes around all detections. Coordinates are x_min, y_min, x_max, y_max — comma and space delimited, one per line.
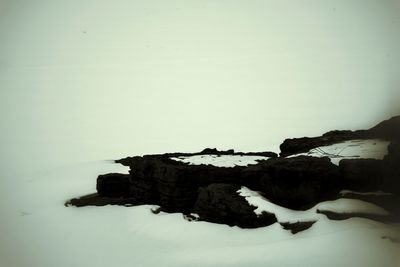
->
0, 0, 399, 172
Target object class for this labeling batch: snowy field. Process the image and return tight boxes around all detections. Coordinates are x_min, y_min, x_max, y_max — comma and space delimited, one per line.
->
1, 157, 399, 267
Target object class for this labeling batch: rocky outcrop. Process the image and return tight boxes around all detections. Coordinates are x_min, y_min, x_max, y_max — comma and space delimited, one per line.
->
339, 159, 384, 192
69, 148, 280, 227
244, 156, 341, 210
115, 149, 278, 214
127, 155, 246, 213
192, 183, 277, 228
67, 116, 400, 228
339, 191, 400, 216
65, 193, 138, 207
382, 142, 400, 195
116, 148, 277, 167
280, 115, 400, 157
385, 142, 400, 165
368, 116, 400, 141
97, 173, 131, 197
316, 209, 394, 223
279, 130, 367, 157
280, 221, 316, 234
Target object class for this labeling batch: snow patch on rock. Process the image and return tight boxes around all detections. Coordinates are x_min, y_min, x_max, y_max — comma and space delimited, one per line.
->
288, 139, 390, 165
238, 187, 390, 223
170, 155, 269, 167
317, 199, 389, 216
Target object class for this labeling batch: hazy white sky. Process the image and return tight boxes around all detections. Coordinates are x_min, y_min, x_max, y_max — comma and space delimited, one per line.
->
0, 0, 399, 172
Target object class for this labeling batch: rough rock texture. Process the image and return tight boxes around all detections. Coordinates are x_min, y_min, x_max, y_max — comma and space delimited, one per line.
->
339, 159, 384, 192
115, 148, 278, 213
65, 193, 138, 207
280, 221, 316, 234
382, 142, 400, 195
192, 183, 277, 228
280, 115, 400, 157
116, 148, 277, 166
97, 173, 131, 197
127, 155, 246, 213
339, 141, 400, 197
339, 191, 400, 215
67, 116, 400, 228
69, 148, 279, 227
368, 116, 400, 141
316, 209, 394, 223
279, 130, 367, 157
244, 156, 341, 210
385, 142, 400, 166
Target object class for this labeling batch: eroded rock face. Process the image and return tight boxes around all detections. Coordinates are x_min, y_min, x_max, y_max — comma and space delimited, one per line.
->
368, 116, 400, 141
128, 155, 246, 212
383, 142, 400, 194
66, 193, 138, 207
316, 209, 393, 223
192, 183, 277, 228
116, 148, 277, 166
339, 191, 400, 215
67, 117, 400, 228
339, 159, 384, 192
280, 221, 316, 234
385, 142, 400, 167
97, 173, 131, 197
279, 116, 400, 157
279, 131, 366, 157
246, 156, 341, 210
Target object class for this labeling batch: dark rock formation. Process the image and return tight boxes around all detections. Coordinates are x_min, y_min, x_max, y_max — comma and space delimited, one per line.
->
383, 142, 400, 195
280, 221, 316, 234
68, 148, 279, 227
279, 131, 366, 157
279, 115, 400, 157
127, 155, 246, 213
244, 156, 341, 210
385, 142, 400, 166
339, 191, 400, 215
192, 183, 277, 228
368, 116, 400, 141
339, 159, 384, 192
67, 116, 400, 228
316, 209, 393, 223
116, 148, 277, 167
116, 149, 277, 214
66, 193, 138, 207
97, 173, 131, 197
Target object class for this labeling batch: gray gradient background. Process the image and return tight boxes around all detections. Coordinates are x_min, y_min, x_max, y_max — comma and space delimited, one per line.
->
0, 0, 399, 174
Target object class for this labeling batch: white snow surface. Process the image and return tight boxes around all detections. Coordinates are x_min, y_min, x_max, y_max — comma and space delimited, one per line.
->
238, 187, 390, 223
288, 139, 390, 165
170, 154, 269, 167
317, 199, 389, 216
1, 161, 398, 267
